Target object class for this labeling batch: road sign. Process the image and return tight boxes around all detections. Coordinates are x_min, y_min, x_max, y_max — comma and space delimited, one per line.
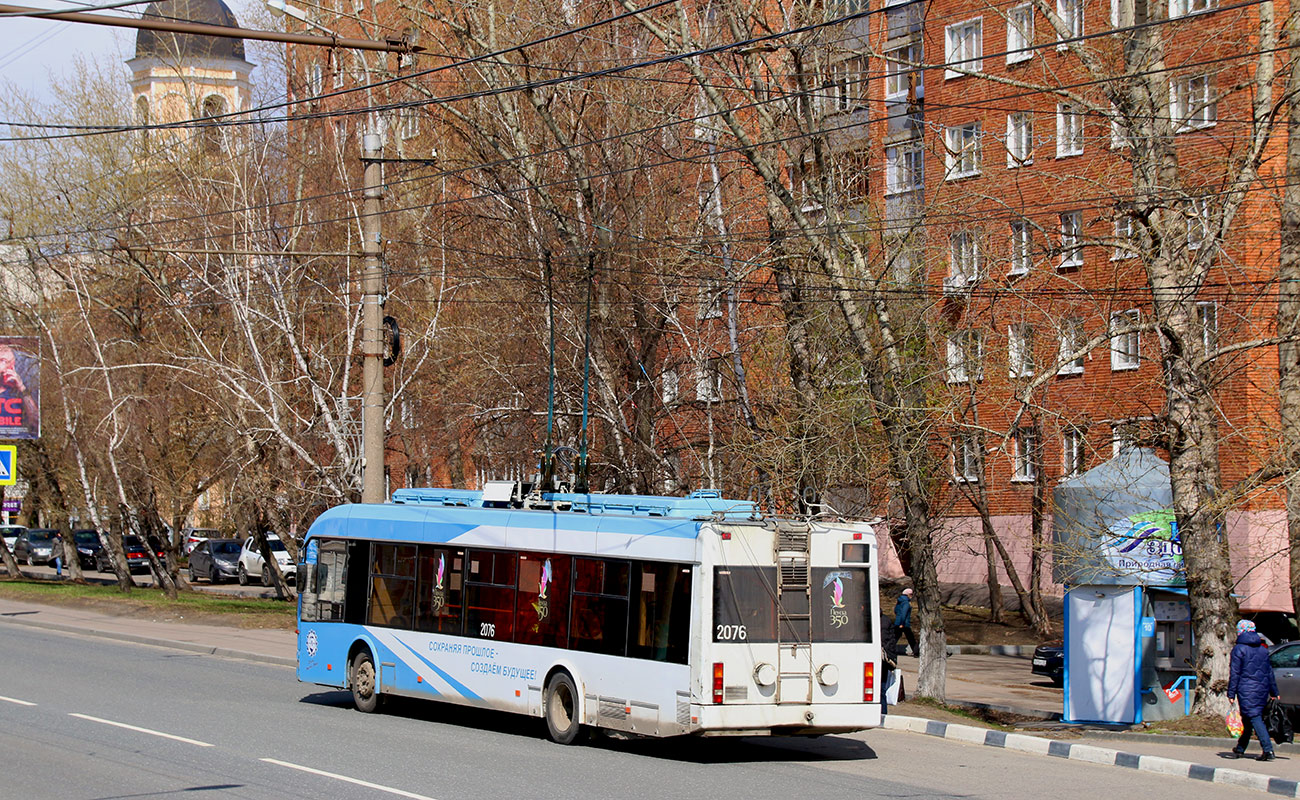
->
0, 446, 14, 485
1, 500, 18, 513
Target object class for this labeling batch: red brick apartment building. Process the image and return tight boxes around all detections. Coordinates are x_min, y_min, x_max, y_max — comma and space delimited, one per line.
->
850, 0, 1291, 608
275, 0, 1292, 610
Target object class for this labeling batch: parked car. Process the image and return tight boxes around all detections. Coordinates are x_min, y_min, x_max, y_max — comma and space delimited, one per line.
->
184, 527, 220, 556
1031, 643, 1064, 687
187, 538, 241, 584
13, 528, 59, 566
1, 525, 24, 552
1269, 641, 1300, 705
238, 534, 296, 586
95, 535, 152, 574
70, 529, 103, 570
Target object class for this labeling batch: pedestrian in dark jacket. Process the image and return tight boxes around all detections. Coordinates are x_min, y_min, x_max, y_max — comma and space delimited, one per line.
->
1228, 619, 1280, 761
880, 613, 901, 714
893, 588, 918, 657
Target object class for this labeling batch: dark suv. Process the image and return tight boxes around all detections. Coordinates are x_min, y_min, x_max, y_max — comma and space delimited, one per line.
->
1031, 643, 1064, 687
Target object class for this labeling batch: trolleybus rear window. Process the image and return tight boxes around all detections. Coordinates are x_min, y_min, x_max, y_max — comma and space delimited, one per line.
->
713, 567, 778, 642
811, 568, 872, 642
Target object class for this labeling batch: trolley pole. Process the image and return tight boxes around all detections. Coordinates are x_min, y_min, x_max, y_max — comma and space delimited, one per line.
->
360, 132, 386, 504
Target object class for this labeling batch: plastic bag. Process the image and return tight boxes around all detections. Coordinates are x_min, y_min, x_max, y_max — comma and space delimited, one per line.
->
1226, 706, 1244, 738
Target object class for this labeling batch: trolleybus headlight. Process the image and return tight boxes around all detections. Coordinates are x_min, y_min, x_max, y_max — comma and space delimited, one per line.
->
816, 664, 839, 686
713, 662, 724, 704
753, 662, 777, 687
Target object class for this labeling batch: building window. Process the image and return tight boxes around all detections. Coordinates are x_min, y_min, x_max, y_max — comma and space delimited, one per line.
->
1169, 0, 1214, 17
947, 231, 979, 289
1171, 75, 1216, 131
1109, 103, 1129, 148
889, 238, 922, 285
1059, 211, 1083, 269
946, 330, 984, 383
1111, 420, 1141, 456
399, 108, 420, 140
1007, 5, 1034, 63
332, 55, 345, 89
1186, 197, 1211, 250
1110, 309, 1141, 371
1056, 103, 1084, 157
1008, 324, 1034, 378
1062, 426, 1087, 478
1057, 0, 1082, 45
1197, 301, 1218, 356
1009, 219, 1032, 275
885, 144, 924, 195
1112, 214, 1137, 259
1058, 318, 1085, 375
829, 56, 868, 112
953, 433, 980, 482
309, 63, 324, 97
662, 368, 679, 404
1013, 427, 1039, 481
944, 122, 981, 180
696, 358, 723, 402
945, 18, 983, 78
1007, 112, 1033, 167
884, 43, 922, 101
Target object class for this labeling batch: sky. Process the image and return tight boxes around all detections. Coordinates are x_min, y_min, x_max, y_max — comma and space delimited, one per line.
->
0, 13, 132, 99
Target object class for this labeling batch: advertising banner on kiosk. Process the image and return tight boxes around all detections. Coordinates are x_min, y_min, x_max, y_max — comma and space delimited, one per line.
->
0, 336, 38, 440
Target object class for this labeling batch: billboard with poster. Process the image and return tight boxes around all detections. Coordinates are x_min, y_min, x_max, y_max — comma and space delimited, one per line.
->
0, 337, 38, 440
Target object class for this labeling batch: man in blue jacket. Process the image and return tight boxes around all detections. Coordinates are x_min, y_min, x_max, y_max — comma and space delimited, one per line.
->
893, 588, 918, 657
1228, 619, 1280, 761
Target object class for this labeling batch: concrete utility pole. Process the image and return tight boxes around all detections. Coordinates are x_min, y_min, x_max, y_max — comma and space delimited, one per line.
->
360, 132, 386, 504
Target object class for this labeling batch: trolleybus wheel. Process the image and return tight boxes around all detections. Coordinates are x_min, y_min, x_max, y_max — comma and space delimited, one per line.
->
351, 650, 380, 713
544, 672, 582, 745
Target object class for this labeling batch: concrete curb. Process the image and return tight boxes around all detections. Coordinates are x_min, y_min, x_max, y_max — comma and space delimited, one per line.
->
0, 612, 296, 668
1081, 729, 1300, 753
883, 714, 1299, 796
944, 644, 1034, 657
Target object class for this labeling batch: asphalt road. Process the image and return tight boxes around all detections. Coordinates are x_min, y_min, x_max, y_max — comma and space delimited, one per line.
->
0, 624, 1259, 800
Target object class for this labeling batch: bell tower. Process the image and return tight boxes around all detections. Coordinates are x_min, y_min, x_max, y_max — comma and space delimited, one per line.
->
126, 0, 253, 150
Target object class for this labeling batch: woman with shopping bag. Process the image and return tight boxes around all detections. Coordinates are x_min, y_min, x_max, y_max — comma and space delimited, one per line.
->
1228, 619, 1280, 761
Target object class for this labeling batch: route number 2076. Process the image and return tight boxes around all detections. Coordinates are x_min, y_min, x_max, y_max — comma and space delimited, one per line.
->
480, 623, 496, 638
715, 624, 747, 641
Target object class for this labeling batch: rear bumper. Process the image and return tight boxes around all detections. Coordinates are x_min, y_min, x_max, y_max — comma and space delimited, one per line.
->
693, 701, 880, 735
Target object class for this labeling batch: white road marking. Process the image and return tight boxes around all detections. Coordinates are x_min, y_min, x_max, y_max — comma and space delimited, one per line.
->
0, 695, 36, 706
68, 713, 214, 747
261, 758, 439, 800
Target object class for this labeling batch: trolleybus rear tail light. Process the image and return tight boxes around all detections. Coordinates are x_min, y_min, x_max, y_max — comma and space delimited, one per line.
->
863, 662, 875, 702
713, 663, 724, 704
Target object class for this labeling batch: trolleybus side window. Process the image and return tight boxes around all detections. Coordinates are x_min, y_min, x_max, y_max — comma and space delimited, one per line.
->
466, 549, 516, 640
811, 567, 873, 642
415, 546, 464, 635
368, 543, 418, 629
516, 553, 571, 648
629, 562, 692, 664
713, 567, 778, 643
570, 557, 630, 656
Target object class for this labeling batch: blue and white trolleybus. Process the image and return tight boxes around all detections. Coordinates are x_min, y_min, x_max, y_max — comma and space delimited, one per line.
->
295, 483, 882, 743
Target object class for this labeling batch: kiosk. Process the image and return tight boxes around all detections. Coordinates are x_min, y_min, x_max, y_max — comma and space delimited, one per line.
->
1052, 449, 1195, 724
